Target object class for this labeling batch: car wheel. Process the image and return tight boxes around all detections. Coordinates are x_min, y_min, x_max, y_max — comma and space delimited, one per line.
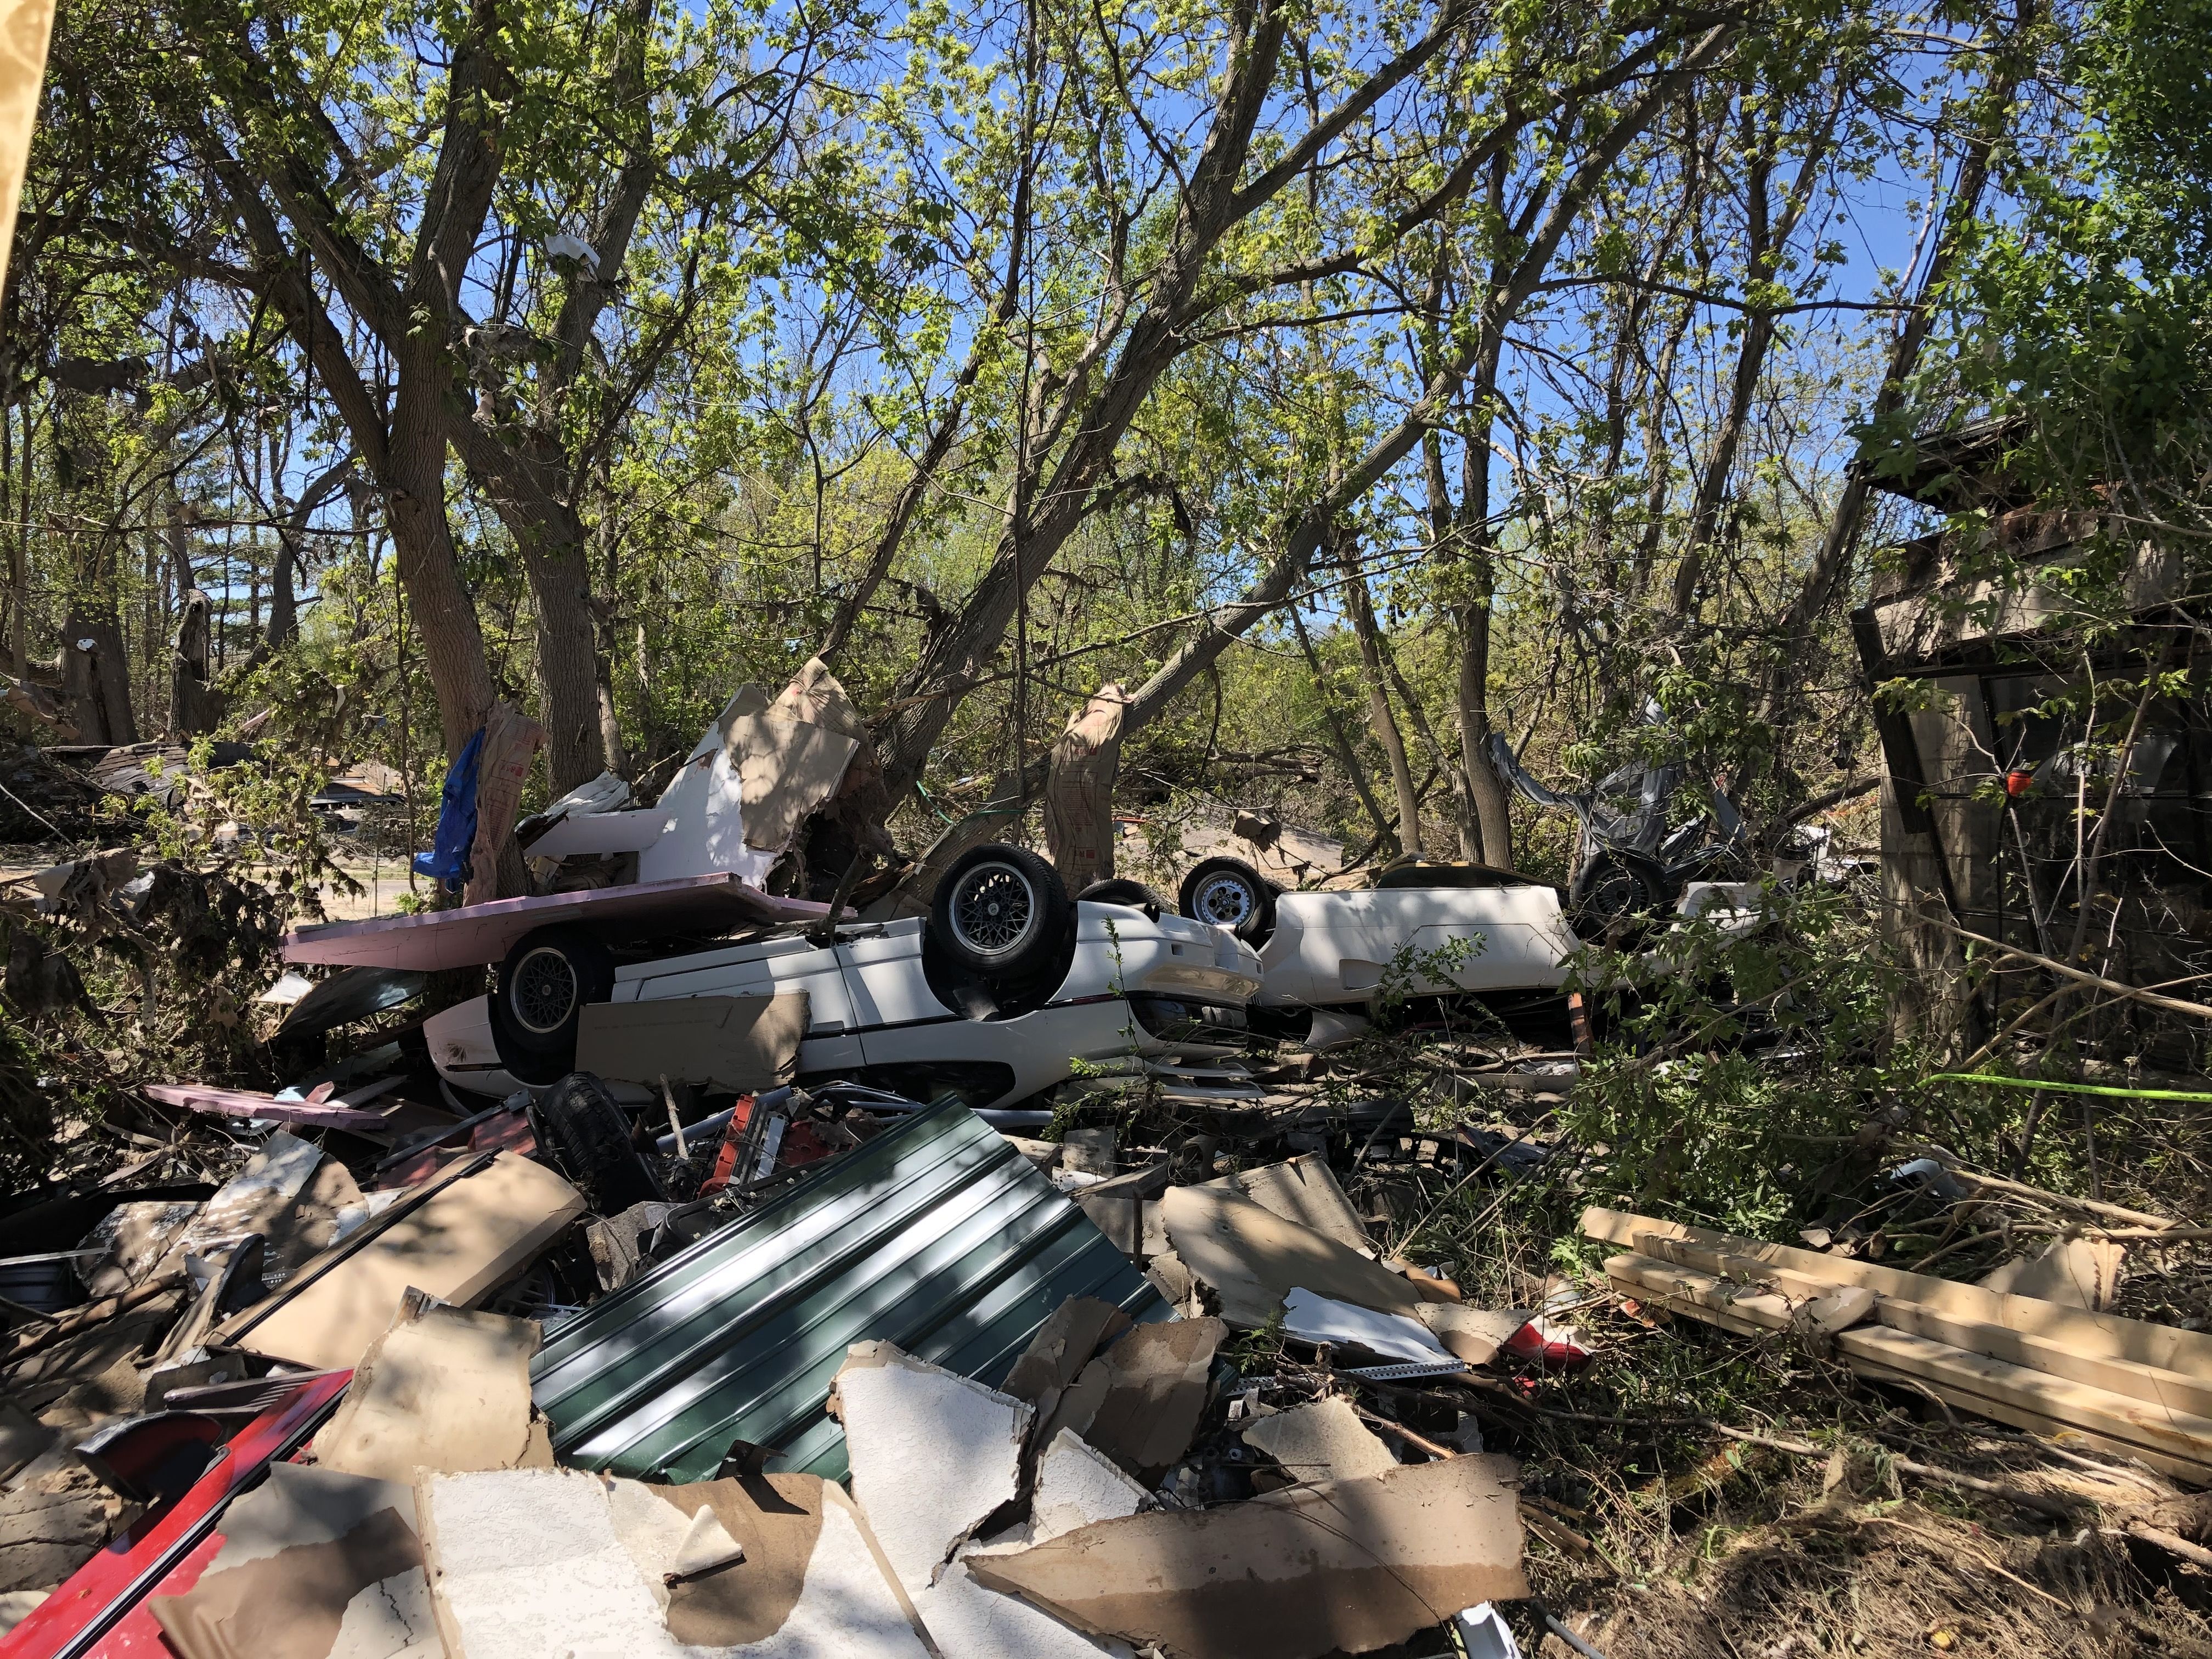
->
531, 1071, 663, 1212
1075, 877, 1166, 914
929, 843, 1074, 984
489, 925, 615, 1085
1178, 857, 1276, 944
1569, 853, 1667, 940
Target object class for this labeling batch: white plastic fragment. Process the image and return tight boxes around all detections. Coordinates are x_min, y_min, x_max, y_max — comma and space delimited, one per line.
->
1281, 1286, 1458, 1364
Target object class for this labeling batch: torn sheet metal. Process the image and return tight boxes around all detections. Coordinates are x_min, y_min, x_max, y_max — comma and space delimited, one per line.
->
533, 1099, 1165, 1483
281, 871, 828, 971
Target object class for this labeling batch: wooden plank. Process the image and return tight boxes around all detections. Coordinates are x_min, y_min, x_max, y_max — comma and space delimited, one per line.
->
1611, 1252, 2212, 1485
1640, 1233, 2212, 1419
1834, 1324, 2212, 1468
1607, 1253, 1872, 1338
1874, 1300, 2212, 1424
1583, 1205, 2212, 1381
1843, 1351, 2212, 1486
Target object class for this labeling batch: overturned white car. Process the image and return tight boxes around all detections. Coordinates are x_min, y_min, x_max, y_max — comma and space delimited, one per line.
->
425, 842, 1262, 1109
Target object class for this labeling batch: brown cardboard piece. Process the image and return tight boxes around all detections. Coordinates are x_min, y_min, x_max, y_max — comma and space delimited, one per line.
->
649, 1472, 930, 1650
1042, 684, 1127, 889
727, 713, 861, 852
314, 1294, 552, 1483
1161, 1184, 1423, 1327
221, 1153, 584, 1371
1036, 1317, 1223, 1480
1240, 1396, 1396, 1486
1415, 1305, 1533, 1365
1979, 1237, 2126, 1311
967, 1453, 1529, 1659
1203, 1155, 1371, 1251
1000, 1296, 1132, 1407
575, 992, 809, 1091
148, 1463, 433, 1659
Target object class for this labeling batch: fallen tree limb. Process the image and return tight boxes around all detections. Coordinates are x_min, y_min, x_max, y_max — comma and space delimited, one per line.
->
1928, 918, 2212, 1022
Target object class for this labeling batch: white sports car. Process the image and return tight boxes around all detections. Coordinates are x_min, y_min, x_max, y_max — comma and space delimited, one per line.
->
426, 843, 1263, 1110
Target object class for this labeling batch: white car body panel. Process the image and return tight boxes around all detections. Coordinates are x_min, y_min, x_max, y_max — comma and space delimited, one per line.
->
430, 900, 1264, 1109
1255, 885, 1583, 1007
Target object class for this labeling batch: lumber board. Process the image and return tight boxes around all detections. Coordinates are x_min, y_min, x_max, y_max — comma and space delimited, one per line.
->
1842, 1351, 2212, 1486
1638, 1232, 2212, 1418
1584, 1206, 2212, 1381
1613, 1252, 2212, 1486
1606, 1255, 1793, 1335
1833, 1324, 2212, 1468
1607, 1252, 1873, 1339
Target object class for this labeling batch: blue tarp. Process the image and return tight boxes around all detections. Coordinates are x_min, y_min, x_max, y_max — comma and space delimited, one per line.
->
411, 725, 484, 889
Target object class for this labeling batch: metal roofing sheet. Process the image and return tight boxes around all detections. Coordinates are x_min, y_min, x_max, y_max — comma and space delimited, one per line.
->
531, 1099, 1164, 1482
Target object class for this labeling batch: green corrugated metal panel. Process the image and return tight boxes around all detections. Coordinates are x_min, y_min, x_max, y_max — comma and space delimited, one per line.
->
531, 1099, 1165, 1482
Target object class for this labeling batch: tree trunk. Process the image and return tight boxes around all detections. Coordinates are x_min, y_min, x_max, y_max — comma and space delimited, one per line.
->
1288, 605, 1395, 848
1339, 540, 1422, 857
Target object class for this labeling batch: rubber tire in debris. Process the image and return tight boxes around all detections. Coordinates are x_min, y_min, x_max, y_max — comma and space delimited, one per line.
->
1075, 877, 1167, 914
929, 842, 1073, 984
1178, 856, 1277, 945
533, 1071, 663, 1213
490, 924, 614, 1085
1568, 851, 1668, 940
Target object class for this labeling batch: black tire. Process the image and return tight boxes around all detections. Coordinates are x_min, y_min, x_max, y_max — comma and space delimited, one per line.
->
1568, 851, 1668, 939
1075, 878, 1166, 913
531, 1071, 663, 1212
929, 843, 1074, 984
490, 925, 614, 1085
1179, 857, 1276, 944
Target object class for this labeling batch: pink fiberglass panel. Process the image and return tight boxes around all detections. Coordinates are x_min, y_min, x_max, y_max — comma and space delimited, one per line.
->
279, 873, 829, 971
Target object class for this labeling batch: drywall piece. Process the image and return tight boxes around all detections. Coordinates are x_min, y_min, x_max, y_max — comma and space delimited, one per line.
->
1202, 1155, 1370, 1251
1980, 1237, 2126, 1311
1239, 1396, 1396, 1484
1060, 1127, 1119, 1178
419, 1466, 685, 1659
223, 1153, 584, 1372
148, 1463, 435, 1659
831, 1341, 1031, 1592
76, 1199, 200, 1296
0, 1402, 53, 1484
1282, 1286, 1457, 1364
967, 1454, 1530, 1659
575, 993, 809, 1092
314, 1296, 549, 1483
1029, 1430, 1152, 1543
649, 1472, 934, 1655
173, 1132, 322, 1256
911, 1550, 1132, 1659
1037, 1318, 1223, 1480
1160, 1184, 1422, 1327
1417, 1305, 1532, 1365
1001, 1297, 1132, 1407
670, 1505, 747, 1579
